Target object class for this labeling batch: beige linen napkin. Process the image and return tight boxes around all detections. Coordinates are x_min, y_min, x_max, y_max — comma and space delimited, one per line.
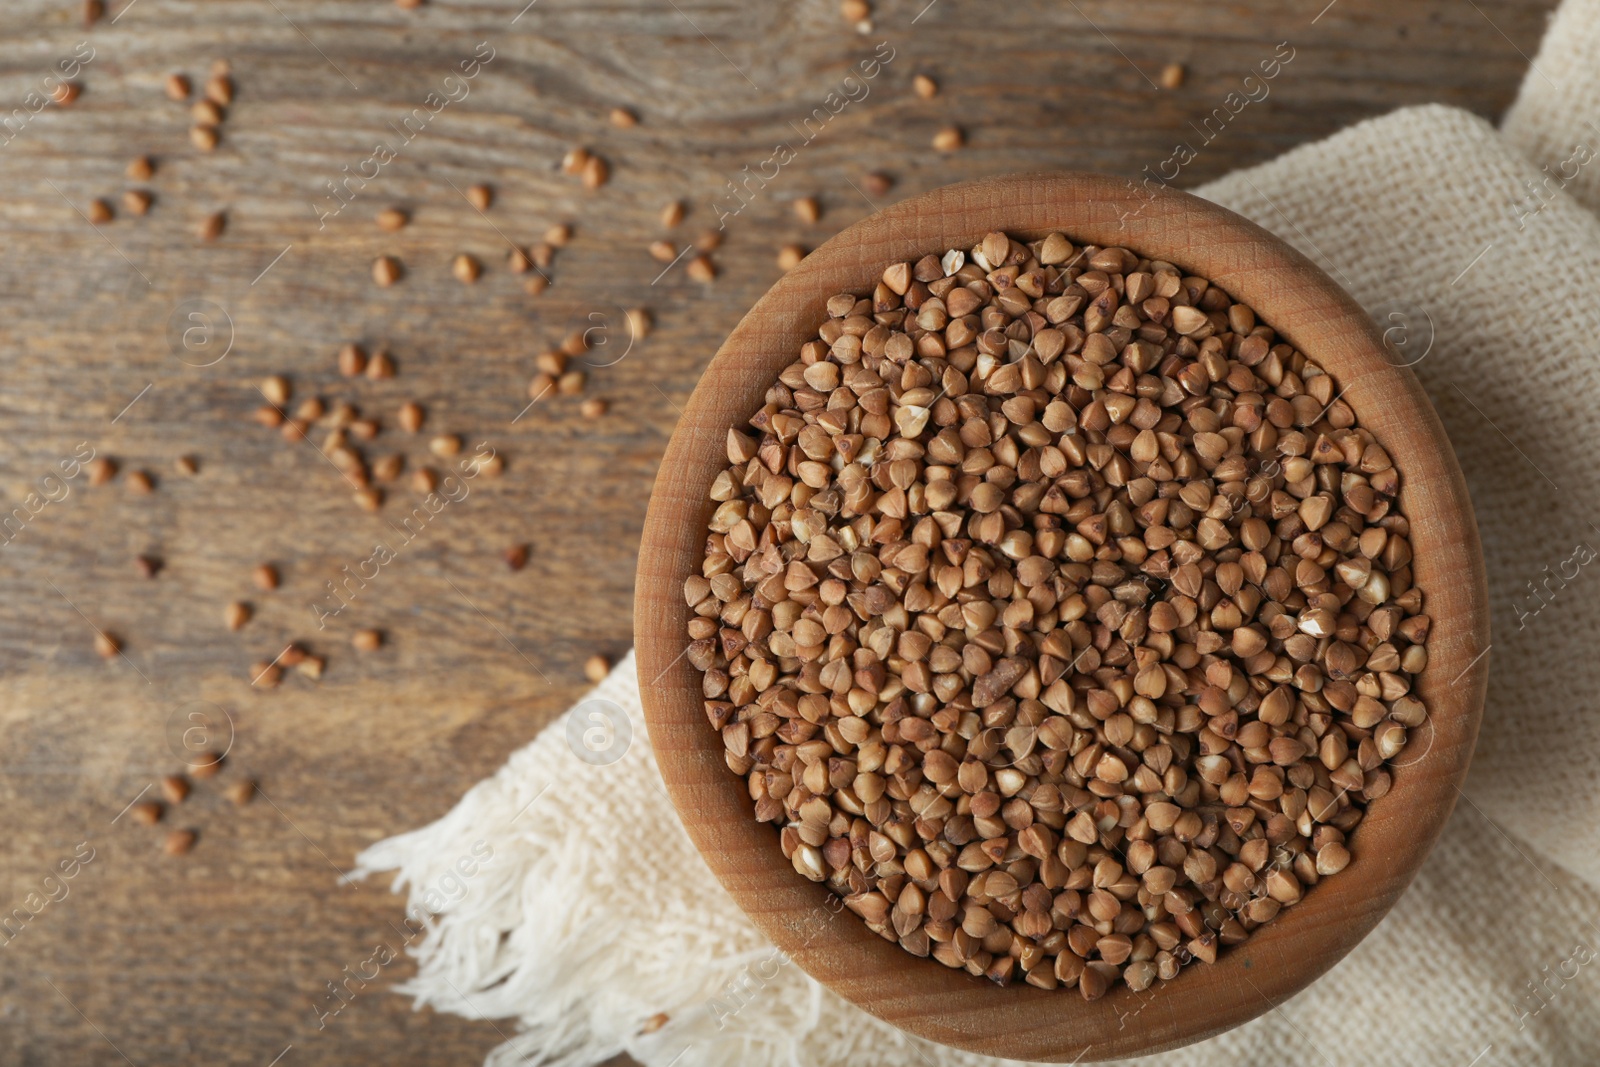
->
353, 4, 1600, 1063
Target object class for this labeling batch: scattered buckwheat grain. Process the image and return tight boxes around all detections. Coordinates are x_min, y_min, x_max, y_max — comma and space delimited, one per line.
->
206, 73, 234, 105
372, 454, 404, 482
626, 307, 652, 340
86, 457, 116, 485
373, 255, 402, 286
688, 255, 717, 282
337, 343, 366, 377
453, 254, 482, 284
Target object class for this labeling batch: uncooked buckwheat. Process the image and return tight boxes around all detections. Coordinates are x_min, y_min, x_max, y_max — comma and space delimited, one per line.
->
685, 231, 1429, 999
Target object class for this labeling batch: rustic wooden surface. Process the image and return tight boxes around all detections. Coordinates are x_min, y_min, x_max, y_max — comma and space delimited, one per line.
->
636, 173, 1489, 1061
0, 1, 1550, 1064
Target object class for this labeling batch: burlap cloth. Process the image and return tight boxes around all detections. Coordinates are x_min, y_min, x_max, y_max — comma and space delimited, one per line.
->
353, 2, 1600, 1062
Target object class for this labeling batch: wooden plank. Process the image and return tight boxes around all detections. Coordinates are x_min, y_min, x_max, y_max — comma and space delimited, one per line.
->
0, 0, 1552, 1063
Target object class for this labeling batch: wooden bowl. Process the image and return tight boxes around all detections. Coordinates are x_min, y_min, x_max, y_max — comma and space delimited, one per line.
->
635, 172, 1488, 1060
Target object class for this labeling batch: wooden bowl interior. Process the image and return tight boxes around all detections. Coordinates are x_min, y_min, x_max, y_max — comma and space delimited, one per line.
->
635, 173, 1488, 1061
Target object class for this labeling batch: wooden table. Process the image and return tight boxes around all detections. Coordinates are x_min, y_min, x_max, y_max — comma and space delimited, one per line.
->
0, 1, 1553, 1063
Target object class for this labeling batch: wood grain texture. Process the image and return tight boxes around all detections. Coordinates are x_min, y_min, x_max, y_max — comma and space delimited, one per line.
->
636, 173, 1489, 1060
0, 0, 1533, 1063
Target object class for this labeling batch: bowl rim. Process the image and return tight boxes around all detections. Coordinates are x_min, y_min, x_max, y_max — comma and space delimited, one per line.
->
634, 172, 1488, 1061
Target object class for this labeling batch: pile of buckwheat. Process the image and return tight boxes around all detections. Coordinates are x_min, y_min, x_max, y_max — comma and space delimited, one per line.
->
683, 230, 1429, 1000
